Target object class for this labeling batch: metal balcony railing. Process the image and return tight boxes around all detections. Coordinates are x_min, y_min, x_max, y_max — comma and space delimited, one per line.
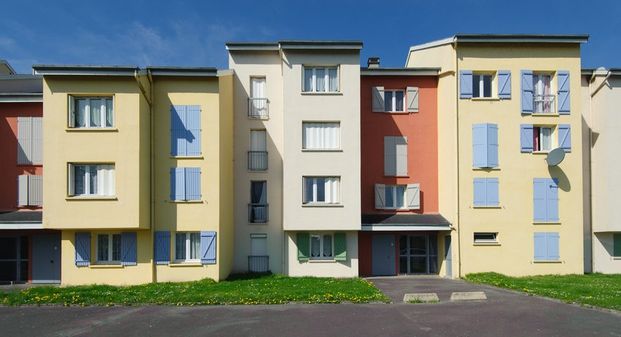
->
248, 151, 268, 171
533, 95, 555, 114
248, 98, 269, 119
248, 203, 269, 223
248, 255, 269, 273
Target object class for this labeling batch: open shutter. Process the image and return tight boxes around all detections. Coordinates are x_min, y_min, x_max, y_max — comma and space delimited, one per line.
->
17, 117, 32, 164
296, 232, 310, 261
200, 231, 217, 264
28, 175, 43, 206
558, 124, 571, 152
557, 71, 570, 114
31, 117, 42, 165
372, 86, 385, 112
473, 178, 486, 206
374, 184, 385, 209
486, 178, 499, 206
547, 179, 559, 222
154, 231, 170, 265
546, 232, 560, 261
520, 124, 534, 153
121, 232, 137, 266
170, 105, 187, 156
68, 96, 76, 127
521, 70, 534, 114
67, 164, 75, 196
384, 137, 396, 176
406, 183, 420, 210
185, 105, 201, 156
459, 70, 473, 99
406, 86, 419, 112
472, 124, 487, 168
487, 124, 499, 167
533, 179, 547, 222
17, 175, 28, 206
533, 233, 546, 261
75, 232, 91, 267
498, 70, 511, 99
395, 137, 408, 176
334, 233, 347, 261
184, 167, 201, 201
170, 168, 186, 201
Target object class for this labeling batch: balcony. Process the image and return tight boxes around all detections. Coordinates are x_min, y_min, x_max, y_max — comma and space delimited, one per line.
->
533, 95, 556, 114
248, 151, 268, 171
248, 98, 269, 119
248, 255, 269, 273
248, 203, 269, 223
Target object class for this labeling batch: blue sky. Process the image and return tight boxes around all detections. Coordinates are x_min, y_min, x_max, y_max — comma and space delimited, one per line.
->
1, 0, 619, 73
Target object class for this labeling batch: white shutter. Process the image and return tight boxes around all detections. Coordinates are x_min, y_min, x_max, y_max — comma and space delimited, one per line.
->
17, 117, 32, 164
374, 184, 385, 209
406, 184, 420, 210
372, 86, 385, 112
396, 137, 408, 176
17, 175, 28, 206
31, 117, 43, 164
407, 87, 419, 113
28, 175, 42, 206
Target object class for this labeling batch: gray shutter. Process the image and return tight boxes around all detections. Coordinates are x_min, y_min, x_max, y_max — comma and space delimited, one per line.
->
17, 175, 28, 206
396, 137, 408, 176
17, 117, 32, 164
406, 87, 419, 112
28, 175, 43, 206
372, 86, 385, 112
68, 96, 75, 127
384, 137, 396, 176
406, 184, 420, 210
31, 117, 42, 165
67, 164, 74, 196
374, 184, 385, 209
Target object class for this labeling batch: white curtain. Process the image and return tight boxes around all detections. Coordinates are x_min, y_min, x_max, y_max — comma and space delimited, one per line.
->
328, 68, 338, 92
303, 123, 340, 150
250, 130, 266, 151
105, 98, 113, 127
77, 99, 88, 127
95, 165, 115, 196
324, 177, 339, 203
304, 68, 314, 92
315, 68, 325, 92
90, 99, 102, 127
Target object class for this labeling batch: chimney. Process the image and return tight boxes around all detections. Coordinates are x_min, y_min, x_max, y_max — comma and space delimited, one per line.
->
367, 57, 380, 69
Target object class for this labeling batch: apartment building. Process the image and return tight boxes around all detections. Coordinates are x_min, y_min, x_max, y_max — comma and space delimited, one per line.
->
358, 58, 451, 276
406, 35, 588, 276
33, 65, 233, 285
227, 41, 362, 277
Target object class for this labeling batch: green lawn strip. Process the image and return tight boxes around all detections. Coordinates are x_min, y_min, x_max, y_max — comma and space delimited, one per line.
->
465, 272, 621, 311
0, 274, 389, 306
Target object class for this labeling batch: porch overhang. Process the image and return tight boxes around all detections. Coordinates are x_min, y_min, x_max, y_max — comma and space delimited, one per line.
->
0, 211, 43, 230
361, 214, 452, 232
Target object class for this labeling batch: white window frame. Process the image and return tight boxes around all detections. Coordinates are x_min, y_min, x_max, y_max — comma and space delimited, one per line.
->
472, 73, 493, 98
96, 233, 122, 264
302, 122, 341, 151
70, 96, 114, 129
473, 232, 498, 244
174, 232, 200, 263
384, 90, 405, 112
302, 177, 340, 205
303, 66, 339, 93
309, 233, 334, 260
384, 185, 407, 210
69, 163, 115, 197
533, 126, 554, 152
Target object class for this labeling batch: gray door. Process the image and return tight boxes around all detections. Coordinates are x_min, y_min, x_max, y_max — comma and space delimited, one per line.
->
372, 234, 395, 276
444, 235, 452, 278
31, 234, 61, 283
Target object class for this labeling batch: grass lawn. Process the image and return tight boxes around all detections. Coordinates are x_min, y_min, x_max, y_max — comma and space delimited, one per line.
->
0, 274, 389, 306
465, 272, 621, 311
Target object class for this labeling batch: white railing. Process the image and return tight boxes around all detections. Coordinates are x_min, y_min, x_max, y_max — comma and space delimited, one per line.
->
533, 95, 555, 114
248, 98, 269, 119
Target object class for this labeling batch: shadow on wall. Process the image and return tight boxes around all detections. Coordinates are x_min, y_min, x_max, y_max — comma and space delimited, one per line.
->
548, 165, 570, 192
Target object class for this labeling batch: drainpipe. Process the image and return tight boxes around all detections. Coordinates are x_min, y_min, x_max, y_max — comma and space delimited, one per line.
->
454, 41, 462, 279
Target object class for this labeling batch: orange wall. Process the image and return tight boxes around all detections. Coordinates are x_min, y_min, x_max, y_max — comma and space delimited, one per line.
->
0, 102, 43, 211
360, 76, 438, 214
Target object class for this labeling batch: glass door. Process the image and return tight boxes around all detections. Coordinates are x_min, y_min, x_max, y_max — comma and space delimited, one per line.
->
398, 234, 438, 274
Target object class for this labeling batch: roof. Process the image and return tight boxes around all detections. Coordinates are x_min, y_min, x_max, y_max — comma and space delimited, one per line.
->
147, 66, 218, 77
409, 34, 589, 52
361, 214, 451, 231
582, 67, 621, 76
0, 211, 42, 225
0, 60, 16, 75
32, 64, 140, 76
226, 40, 363, 51
361, 67, 440, 76
0, 74, 42, 102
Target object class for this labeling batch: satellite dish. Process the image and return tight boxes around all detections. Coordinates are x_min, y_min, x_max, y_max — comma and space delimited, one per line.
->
546, 147, 565, 166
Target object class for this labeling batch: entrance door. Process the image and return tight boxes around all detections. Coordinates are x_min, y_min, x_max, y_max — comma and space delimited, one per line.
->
0, 236, 28, 283
31, 234, 61, 283
372, 234, 395, 276
399, 234, 438, 274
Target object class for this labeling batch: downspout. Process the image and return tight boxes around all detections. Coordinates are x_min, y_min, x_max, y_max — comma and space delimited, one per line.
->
454, 41, 462, 279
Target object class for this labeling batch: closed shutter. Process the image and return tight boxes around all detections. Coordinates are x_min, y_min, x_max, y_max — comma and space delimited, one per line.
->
406, 86, 419, 112
250, 130, 267, 151
473, 178, 486, 206
459, 70, 473, 99
154, 231, 170, 265
558, 124, 571, 152
546, 232, 560, 261
31, 117, 42, 164
334, 233, 347, 261
520, 124, 534, 153
521, 70, 534, 114
75, 232, 91, 267
296, 232, 310, 261
546, 179, 559, 222
486, 178, 499, 206
17, 117, 32, 164
186, 105, 201, 156
17, 175, 28, 206
472, 124, 487, 168
374, 184, 385, 209
200, 231, 217, 265
121, 232, 137, 266
533, 179, 547, 222
395, 137, 408, 176
557, 71, 570, 114
170, 105, 187, 156
28, 175, 43, 206
184, 168, 201, 201
372, 86, 385, 112
487, 124, 499, 167
384, 137, 396, 176
406, 184, 420, 210
534, 233, 546, 261
498, 70, 511, 99
170, 168, 186, 201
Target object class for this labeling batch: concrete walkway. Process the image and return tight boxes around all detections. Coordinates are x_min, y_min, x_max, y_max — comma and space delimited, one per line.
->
368, 276, 492, 303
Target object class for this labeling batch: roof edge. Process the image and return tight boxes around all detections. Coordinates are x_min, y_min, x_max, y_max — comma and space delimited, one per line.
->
409, 34, 589, 53
33, 64, 139, 76
147, 66, 218, 77
361, 67, 440, 76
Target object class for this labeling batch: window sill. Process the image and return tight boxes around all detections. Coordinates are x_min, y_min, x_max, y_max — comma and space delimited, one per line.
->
533, 260, 562, 264
302, 204, 344, 208
168, 200, 204, 203
301, 92, 342, 96
472, 205, 502, 209
533, 221, 561, 225
249, 222, 269, 225
473, 242, 501, 246
612, 257, 621, 260
66, 128, 118, 132
308, 259, 336, 263
532, 151, 550, 155
470, 97, 500, 101
170, 156, 204, 159
66, 196, 117, 201
375, 111, 410, 114
169, 262, 202, 267
531, 113, 559, 117
301, 149, 343, 153
472, 167, 500, 170
90, 264, 123, 269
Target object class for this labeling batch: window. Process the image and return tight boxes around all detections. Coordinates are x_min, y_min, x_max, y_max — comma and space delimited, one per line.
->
249, 181, 268, 223
472, 123, 499, 168
614, 234, 621, 257
249, 234, 269, 272
384, 136, 407, 176
384, 90, 405, 112
70, 97, 113, 128
534, 232, 560, 261
170, 167, 201, 201
97, 234, 121, 263
171, 105, 201, 156
303, 66, 338, 93
384, 185, 407, 209
17, 116, 42, 165
533, 178, 559, 222
69, 164, 115, 197
302, 122, 340, 150
249, 77, 268, 119
303, 177, 340, 204
533, 74, 554, 113
533, 126, 553, 152
249, 130, 267, 170
17, 175, 42, 207
474, 233, 498, 244
375, 184, 420, 210
473, 74, 492, 98
473, 178, 499, 207
310, 234, 333, 260
175, 232, 200, 262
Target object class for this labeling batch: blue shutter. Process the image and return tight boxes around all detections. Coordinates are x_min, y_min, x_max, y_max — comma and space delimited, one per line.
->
473, 178, 486, 206
547, 179, 559, 222
520, 124, 534, 153
460, 70, 473, 99
557, 71, 570, 114
185, 105, 201, 156
533, 179, 547, 222
498, 70, 511, 99
184, 168, 201, 201
121, 232, 137, 266
472, 124, 487, 168
75, 232, 91, 267
546, 232, 560, 261
200, 231, 217, 265
487, 124, 499, 167
534, 233, 546, 261
521, 70, 534, 114
486, 178, 499, 206
170, 168, 186, 201
154, 231, 170, 265
171, 105, 187, 156
558, 124, 571, 152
